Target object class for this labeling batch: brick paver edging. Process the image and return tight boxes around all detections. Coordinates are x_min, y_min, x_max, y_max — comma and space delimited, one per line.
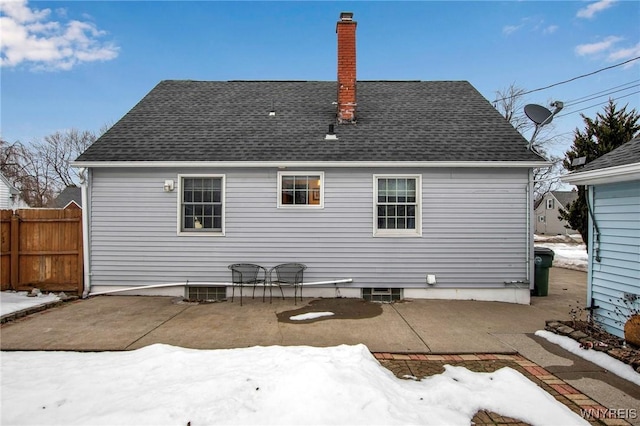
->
372, 352, 631, 426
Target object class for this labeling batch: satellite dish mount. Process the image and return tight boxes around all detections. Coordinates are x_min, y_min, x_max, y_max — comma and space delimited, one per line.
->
524, 101, 563, 150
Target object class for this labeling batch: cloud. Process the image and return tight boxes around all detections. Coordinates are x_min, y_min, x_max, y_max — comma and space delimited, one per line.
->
576, 0, 616, 19
575, 36, 623, 56
502, 24, 522, 36
575, 36, 639, 68
0, 0, 119, 71
606, 42, 640, 66
607, 42, 640, 60
503, 18, 558, 37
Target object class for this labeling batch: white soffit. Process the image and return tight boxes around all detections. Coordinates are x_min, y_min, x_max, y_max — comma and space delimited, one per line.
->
563, 163, 640, 186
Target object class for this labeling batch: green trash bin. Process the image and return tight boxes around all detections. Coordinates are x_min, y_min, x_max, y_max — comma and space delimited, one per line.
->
533, 247, 554, 296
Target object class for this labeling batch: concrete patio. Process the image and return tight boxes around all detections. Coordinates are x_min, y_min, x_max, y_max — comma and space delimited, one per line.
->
1, 267, 585, 353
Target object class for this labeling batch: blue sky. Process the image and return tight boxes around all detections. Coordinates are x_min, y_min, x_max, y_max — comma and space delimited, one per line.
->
1, 0, 639, 159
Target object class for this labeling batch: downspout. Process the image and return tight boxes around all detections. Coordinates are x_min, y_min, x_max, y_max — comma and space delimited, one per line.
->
526, 169, 534, 291
585, 185, 601, 262
79, 168, 91, 298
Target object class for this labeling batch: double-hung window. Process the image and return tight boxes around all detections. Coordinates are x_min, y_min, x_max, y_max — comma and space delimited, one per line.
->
278, 172, 324, 208
374, 175, 421, 237
179, 175, 225, 235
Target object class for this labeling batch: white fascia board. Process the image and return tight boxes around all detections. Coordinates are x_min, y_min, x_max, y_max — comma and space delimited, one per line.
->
72, 160, 550, 169
562, 162, 640, 185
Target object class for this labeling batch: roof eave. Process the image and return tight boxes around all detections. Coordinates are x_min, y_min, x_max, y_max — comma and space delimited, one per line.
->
562, 162, 640, 185
72, 160, 550, 169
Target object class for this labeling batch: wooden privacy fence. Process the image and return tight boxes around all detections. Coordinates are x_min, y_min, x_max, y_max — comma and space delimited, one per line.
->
1, 207, 83, 294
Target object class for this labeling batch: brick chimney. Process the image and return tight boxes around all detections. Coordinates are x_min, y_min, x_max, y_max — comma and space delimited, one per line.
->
336, 12, 357, 123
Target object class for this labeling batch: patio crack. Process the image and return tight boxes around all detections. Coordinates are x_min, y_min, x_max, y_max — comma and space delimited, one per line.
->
124, 305, 192, 350
275, 309, 285, 345
390, 304, 431, 352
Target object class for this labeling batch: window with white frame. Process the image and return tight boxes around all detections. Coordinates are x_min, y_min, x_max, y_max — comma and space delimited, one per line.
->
179, 175, 224, 234
277, 172, 324, 208
546, 198, 554, 209
374, 175, 421, 236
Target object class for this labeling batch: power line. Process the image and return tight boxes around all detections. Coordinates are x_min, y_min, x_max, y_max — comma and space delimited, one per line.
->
493, 56, 640, 103
556, 90, 640, 118
564, 80, 640, 105
564, 84, 640, 108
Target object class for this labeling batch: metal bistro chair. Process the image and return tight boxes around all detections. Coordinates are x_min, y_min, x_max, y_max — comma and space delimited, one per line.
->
228, 264, 267, 306
269, 263, 307, 305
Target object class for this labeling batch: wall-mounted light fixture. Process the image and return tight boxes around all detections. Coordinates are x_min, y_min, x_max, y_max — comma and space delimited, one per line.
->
163, 180, 175, 192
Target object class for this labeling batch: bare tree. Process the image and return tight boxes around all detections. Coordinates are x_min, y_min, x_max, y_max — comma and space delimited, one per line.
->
36, 129, 97, 188
0, 139, 56, 206
494, 83, 562, 200
0, 140, 23, 181
494, 84, 531, 135
1, 127, 101, 207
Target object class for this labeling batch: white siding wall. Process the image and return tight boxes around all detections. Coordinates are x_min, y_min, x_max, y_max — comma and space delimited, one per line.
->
88, 167, 529, 291
589, 181, 640, 338
0, 179, 10, 209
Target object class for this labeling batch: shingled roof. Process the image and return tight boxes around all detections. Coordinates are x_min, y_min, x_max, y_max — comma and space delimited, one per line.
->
551, 191, 578, 208
577, 136, 640, 173
75, 80, 545, 164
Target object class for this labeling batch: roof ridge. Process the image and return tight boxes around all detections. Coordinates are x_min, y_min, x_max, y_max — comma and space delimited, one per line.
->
158, 79, 469, 84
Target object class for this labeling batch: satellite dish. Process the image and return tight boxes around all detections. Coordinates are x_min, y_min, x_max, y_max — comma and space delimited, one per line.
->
524, 104, 553, 125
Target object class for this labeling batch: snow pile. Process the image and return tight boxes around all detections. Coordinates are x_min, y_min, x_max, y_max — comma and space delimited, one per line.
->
0, 291, 60, 317
290, 311, 335, 321
1, 344, 588, 425
536, 330, 640, 386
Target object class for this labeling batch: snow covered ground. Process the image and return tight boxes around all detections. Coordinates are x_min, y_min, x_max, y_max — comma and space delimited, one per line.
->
536, 331, 640, 387
0, 291, 60, 317
1, 343, 588, 426
535, 234, 588, 272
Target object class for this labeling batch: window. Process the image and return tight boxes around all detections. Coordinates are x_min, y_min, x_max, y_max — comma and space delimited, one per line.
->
362, 288, 402, 302
546, 198, 554, 209
374, 175, 421, 237
187, 286, 226, 302
179, 175, 224, 235
538, 215, 546, 223
278, 172, 324, 208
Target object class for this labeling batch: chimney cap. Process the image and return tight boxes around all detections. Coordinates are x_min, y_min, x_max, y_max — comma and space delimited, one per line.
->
339, 12, 354, 21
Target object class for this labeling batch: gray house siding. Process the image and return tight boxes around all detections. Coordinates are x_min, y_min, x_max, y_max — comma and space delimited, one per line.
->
87, 167, 529, 292
534, 192, 577, 235
588, 181, 640, 338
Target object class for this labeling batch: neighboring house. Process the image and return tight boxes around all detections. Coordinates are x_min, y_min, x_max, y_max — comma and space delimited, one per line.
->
564, 136, 640, 338
534, 191, 578, 235
73, 12, 547, 304
0, 172, 27, 210
51, 186, 82, 209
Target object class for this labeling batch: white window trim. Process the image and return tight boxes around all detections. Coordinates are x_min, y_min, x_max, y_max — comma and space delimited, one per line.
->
546, 198, 554, 209
177, 174, 226, 236
373, 174, 422, 237
277, 171, 325, 209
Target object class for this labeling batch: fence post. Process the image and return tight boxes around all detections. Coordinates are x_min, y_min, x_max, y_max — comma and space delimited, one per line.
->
10, 213, 20, 290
